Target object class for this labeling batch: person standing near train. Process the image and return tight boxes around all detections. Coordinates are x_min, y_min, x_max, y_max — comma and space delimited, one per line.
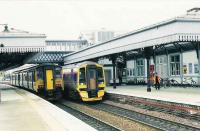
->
155, 72, 160, 90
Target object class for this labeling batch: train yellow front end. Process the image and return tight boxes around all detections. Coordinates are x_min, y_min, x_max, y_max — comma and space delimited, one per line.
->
36, 65, 63, 100
62, 62, 106, 102
11, 64, 63, 101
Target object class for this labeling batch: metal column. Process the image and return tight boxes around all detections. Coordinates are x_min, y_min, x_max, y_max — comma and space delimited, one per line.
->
180, 51, 183, 84
146, 58, 151, 92
144, 47, 153, 92
111, 56, 117, 89
166, 50, 169, 78
153, 50, 156, 74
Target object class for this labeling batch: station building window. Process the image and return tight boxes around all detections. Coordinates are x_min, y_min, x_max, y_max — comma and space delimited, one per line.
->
127, 69, 129, 76
194, 64, 199, 74
132, 69, 135, 76
126, 68, 135, 77
136, 59, 144, 76
170, 55, 180, 76
130, 69, 132, 76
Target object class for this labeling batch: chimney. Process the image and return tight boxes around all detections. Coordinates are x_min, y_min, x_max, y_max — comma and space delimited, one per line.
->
3, 25, 9, 32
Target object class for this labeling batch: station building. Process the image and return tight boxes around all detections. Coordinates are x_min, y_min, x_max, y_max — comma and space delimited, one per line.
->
98, 8, 200, 86
45, 40, 88, 52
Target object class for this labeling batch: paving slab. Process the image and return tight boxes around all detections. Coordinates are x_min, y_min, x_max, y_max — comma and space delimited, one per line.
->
0, 84, 96, 131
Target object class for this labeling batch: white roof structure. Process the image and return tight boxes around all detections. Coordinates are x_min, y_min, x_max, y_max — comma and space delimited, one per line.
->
64, 8, 200, 65
6, 64, 37, 74
0, 25, 46, 53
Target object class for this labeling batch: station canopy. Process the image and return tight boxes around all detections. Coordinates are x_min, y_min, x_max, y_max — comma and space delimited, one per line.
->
64, 8, 200, 65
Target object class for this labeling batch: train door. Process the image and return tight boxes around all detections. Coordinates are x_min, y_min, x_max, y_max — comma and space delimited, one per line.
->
46, 70, 53, 90
18, 74, 20, 86
87, 67, 97, 89
21, 73, 23, 87
27, 72, 29, 89
32, 71, 34, 90
15, 74, 16, 85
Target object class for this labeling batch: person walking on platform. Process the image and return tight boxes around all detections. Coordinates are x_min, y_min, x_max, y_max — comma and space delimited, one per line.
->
150, 73, 155, 87
155, 73, 160, 90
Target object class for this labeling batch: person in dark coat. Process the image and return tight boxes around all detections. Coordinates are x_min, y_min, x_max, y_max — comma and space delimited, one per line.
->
155, 72, 160, 90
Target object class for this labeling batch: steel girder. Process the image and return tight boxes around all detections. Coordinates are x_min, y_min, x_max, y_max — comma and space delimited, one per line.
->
25, 52, 72, 64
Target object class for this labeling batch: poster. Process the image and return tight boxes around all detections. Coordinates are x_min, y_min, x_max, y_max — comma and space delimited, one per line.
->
183, 64, 187, 74
150, 65, 154, 73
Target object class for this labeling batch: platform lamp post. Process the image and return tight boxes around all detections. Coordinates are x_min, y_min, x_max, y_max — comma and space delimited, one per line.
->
196, 42, 200, 85
144, 46, 153, 92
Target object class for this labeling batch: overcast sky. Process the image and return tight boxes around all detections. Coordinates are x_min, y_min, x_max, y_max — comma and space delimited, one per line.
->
0, 0, 199, 39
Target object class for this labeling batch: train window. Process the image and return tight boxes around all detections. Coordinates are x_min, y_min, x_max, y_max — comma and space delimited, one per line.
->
97, 67, 104, 82
72, 73, 77, 82
79, 68, 86, 84
55, 67, 62, 78
89, 70, 95, 79
63, 74, 70, 81
33, 71, 36, 82
37, 69, 43, 80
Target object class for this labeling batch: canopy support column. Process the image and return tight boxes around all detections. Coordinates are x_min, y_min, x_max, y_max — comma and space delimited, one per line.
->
111, 55, 117, 89
144, 47, 153, 92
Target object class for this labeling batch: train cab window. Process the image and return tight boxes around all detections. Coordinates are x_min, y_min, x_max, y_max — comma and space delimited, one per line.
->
33, 71, 36, 82
97, 67, 104, 83
55, 67, 62, 78
37, 69, 43, 80
79, 68, 86, 84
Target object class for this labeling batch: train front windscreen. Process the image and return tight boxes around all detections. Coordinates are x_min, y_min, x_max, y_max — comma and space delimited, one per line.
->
79, 65, 104, 89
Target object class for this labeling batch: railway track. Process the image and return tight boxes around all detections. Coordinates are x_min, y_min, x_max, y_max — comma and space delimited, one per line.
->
131, 102, 200, 122
57, 101, 158, 131
86, 102, 200, 131
106, 93, 200, 122
55, 102, 121, 131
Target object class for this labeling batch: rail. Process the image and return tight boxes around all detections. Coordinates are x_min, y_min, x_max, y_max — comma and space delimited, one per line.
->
88, 102, 200, 131
55, 102, 121, 131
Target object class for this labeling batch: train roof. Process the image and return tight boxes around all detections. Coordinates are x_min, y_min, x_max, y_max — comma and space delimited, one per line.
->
11, 63, 60, 73
63, 61, 103, 69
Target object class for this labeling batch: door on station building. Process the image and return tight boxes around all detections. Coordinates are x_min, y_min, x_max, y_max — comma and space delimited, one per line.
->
104, 69, 111, 86
156, 56, 167, 78
46, 70, 53, 90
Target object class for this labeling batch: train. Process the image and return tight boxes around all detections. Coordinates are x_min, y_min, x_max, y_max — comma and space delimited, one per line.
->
62, 61, 106, 101
10, 61, 106, 102
11, 64, 62, 100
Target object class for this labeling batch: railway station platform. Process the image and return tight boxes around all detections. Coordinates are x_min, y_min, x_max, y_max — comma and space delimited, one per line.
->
0, 84, 95, 131
106, 85, 200, 107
